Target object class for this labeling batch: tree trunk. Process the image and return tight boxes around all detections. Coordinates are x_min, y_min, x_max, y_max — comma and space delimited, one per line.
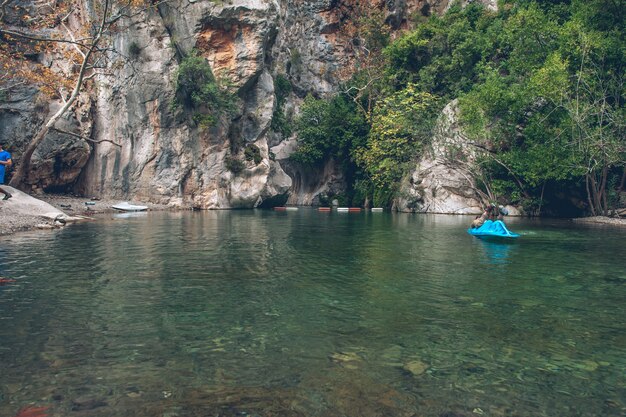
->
537, 181, 546, 216
585, 174, 597, 216
599, 166, 608, 215
9, 111, 61, 190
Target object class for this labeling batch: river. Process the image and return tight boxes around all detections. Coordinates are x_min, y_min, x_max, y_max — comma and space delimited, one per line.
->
0, 210, 624, 416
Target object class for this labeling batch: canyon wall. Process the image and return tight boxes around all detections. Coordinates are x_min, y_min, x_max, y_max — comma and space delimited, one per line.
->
1, 0, 497, 210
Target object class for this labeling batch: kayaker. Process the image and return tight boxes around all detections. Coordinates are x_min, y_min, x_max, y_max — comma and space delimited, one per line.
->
485, 203, 508, 221
497, 205, 509, 220
471, 205, 493, 228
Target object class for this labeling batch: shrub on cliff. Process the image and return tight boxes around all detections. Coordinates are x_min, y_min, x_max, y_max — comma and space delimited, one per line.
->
271, 74, 293, 138
173, 52, 236, 126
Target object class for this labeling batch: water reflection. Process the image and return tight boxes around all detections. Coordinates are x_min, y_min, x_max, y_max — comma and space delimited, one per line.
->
475, 238, 517, 265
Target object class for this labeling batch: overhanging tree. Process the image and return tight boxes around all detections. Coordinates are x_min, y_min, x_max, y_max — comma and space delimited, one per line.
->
0, 0, 155, 190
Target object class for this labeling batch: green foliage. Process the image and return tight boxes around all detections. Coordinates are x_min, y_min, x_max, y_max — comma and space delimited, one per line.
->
373, 187, 395, 208
271, 74, 293, 137
406, 0, 626, 215
244, 144, 262, 165
225, 156, 245, 174
192, 112, 217, 129
128, 41, 141, 59
173, 52, 237, 127
286, 0, 624, 214
356, 85, 439, 190
274, 74, 292, 102
384, 2, 498, 97
291, 94, 368, 167
289, 49, 302, 73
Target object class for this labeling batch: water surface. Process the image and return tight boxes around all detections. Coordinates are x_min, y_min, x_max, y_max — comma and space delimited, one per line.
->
0, 211, 624, 417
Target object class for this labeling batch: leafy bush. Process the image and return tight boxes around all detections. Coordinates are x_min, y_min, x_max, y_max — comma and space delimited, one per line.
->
271, 74, 293, 137
192, 112, 216, 129
291, 94, 368, 166
244, 144, 262, 165
225, 156, 245, 174
284, 1, 624, 214
128, 41, 141, 59
173, 52, 237, 126
356, 85, 439, 190
384, 0, 624, 215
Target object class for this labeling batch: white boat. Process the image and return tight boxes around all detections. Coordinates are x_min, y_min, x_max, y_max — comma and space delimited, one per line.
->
112, 202, 148, 212
371, 208, 384, 212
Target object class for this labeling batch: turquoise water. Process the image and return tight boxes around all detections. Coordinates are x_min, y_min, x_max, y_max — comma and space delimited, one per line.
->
0, 210, 624, 417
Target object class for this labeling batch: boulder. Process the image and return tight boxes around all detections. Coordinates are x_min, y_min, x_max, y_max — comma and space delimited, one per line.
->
0, 186, 82, 222
396, 100, 484, 214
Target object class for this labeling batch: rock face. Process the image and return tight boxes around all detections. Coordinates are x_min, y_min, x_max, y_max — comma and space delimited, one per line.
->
0, 87, 93, 192
396, 100, 484, 214
2, 0, 497, 208
76, 0, 292, 209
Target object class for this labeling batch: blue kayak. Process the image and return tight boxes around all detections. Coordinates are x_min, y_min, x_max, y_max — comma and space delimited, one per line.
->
468, 220, 520, 239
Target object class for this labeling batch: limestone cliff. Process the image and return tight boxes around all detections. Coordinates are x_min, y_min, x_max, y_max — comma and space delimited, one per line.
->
1, 0, 497, 209
395, 100, 484, 214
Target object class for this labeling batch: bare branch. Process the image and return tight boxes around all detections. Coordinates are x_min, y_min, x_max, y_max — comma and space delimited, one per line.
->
61, 11, 86, 59
466, 140, 529, 197
51, 127, 122, 147
0, 28, 92, 48
9, 0, 114, 189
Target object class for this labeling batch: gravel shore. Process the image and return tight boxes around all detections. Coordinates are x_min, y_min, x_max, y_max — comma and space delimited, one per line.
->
0, 192, 171, 237
572, 216, 626, 226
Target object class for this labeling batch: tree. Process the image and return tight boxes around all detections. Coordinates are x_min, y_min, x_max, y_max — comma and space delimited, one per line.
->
356, 84, 438, 191
454, 1, 624, 215
0, 1, 151, 190
291, 94, 368, 167
557, 25, 625, 215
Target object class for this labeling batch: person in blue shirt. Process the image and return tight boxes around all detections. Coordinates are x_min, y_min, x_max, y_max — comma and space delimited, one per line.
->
0, 143, 13, 200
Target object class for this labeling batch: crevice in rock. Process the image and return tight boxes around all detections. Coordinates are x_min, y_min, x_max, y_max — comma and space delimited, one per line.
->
156, 2, 184, 62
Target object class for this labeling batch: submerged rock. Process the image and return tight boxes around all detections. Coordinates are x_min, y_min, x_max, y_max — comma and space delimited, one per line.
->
71, 396, 108, 411
330, 351, 363, 369
403, 360, 429, 376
